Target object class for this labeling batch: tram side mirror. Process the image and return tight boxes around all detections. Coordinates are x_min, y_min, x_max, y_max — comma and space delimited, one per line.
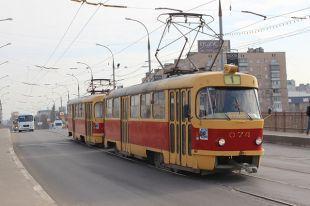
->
183, 104, 192, 119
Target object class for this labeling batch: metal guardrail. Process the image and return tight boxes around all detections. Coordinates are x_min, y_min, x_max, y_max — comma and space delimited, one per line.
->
262, 112, 308, 133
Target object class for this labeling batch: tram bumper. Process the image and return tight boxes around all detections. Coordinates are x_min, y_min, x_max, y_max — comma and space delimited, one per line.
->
193, 150, 263, 173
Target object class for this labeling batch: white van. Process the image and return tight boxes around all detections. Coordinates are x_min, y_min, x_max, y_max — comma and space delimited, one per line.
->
18, 114, 35, 132
53, 120, 64, 129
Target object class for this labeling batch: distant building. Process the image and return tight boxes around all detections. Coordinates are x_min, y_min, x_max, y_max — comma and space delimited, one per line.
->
287, 80, 296, 91
0, 100, 2, 124
287, 80, 310, 112
145, 40, 289, 112
288, 91, 310, 112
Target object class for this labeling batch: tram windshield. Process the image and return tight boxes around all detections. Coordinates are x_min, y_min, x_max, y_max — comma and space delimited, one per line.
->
197, 87, 261, 120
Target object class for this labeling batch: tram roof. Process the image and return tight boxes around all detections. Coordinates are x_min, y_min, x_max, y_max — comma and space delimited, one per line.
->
107, 71, 257, 98
67, 94, 105, 105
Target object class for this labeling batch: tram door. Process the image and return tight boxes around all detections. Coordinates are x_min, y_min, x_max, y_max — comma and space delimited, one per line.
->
72, 104, 76, 138
85, 103, 92, 140
169, 89, 191, 166
121, 97, 130, 153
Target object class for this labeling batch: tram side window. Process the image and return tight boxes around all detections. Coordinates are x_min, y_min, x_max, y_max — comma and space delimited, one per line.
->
113, 98, 120, 118
81, 103, 85, 118
74, 104, 79, 117
94, 102, 104, 118
141, 93, 151, 119
67, 105, 71, 115
153, 91, 165, 119
106, 99, 113, 118
198, 90, 211, 118
131, 95, 140, 118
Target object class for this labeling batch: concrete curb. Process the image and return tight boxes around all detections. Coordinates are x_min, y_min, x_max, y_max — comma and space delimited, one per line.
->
8, 130, 57, 206
263, 134, 310, 148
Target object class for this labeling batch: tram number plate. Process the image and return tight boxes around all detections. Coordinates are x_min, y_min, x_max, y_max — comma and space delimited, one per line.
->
224, 74, 241, 85
229, 131, 250, 138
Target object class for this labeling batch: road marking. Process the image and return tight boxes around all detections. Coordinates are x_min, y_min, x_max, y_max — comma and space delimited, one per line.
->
9, 147, 57, 205
17, 141, 71, 148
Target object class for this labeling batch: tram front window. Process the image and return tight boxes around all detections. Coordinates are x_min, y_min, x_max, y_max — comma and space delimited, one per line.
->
197, 87, 261, 120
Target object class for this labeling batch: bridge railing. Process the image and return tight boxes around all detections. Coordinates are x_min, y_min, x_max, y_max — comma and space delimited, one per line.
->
262, 112, 308, 133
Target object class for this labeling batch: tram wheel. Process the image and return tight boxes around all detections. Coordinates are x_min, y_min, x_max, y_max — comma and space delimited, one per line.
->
154, 153, 164, 169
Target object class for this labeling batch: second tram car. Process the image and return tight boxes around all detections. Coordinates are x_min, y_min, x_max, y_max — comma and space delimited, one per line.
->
104, 66, 263, 173
67, 94, 105, 146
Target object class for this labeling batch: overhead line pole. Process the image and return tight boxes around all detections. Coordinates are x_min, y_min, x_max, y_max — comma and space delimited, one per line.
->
125, 18, 152, 81
218, 0, 224, 70
96, 43, 116, 89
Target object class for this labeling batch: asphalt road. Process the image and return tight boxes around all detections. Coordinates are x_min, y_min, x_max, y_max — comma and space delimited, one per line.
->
12, 130, 310, 206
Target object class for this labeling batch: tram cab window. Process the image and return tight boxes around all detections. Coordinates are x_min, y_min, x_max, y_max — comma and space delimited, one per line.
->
106, 99, 113, 118
94, 102, 104, 118
131, 95, 140, 118
153, 91, 165, 119
141, 93, 151, 119
197, 87, 261, 119
113, 98, 120, 118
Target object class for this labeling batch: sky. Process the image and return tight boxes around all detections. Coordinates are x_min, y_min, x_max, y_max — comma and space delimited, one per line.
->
0, 0, 309, 119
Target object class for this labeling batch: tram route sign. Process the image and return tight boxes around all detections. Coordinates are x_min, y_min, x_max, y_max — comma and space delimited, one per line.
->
226, 52, 239, 66
198, 40, 231, 53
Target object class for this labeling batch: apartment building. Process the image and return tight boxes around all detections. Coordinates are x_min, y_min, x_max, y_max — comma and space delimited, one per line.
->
146, 40, 289, 112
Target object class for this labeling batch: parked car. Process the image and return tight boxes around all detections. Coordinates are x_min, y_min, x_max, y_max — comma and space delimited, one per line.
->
53, 120, 64, 129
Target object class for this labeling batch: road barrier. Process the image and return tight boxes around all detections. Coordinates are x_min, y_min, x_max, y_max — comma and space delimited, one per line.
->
263, 112, 308, 133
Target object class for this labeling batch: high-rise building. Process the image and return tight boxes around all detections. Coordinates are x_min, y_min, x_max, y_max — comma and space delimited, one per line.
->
146, 40, 289, 112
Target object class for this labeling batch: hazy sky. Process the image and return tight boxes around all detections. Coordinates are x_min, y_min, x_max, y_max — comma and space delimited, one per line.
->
0, 0, 309, 119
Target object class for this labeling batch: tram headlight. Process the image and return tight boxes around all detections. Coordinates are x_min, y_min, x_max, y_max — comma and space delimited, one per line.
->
255, 137, 262, 145
218, 138, 225, 146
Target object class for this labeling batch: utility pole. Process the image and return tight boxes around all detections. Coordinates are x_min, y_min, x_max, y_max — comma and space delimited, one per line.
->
219, 0, 224, 70
77, 61, 94, 94
96, 44, 116, 89
125, 18, 151, 80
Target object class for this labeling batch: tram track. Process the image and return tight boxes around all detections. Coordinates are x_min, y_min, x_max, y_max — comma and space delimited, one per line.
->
261, 163, 310, 175
95, 147, 299, 206
61, 135, 306, 206
240, 172, 310, 191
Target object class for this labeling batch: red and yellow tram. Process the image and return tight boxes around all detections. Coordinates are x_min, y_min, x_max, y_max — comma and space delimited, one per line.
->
103, 66, 264, 173
67, 66, 264, 173
67, 94, 105, 146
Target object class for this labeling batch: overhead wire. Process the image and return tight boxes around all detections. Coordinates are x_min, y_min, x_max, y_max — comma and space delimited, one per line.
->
44, 2, 85, 66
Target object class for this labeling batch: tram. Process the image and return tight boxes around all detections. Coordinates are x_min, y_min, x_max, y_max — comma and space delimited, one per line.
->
67, 94, 105, 146
103, 65, 263, 173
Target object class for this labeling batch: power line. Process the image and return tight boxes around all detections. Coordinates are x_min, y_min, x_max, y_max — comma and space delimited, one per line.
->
226, 6, 310, 35
186, 0, 217, 12
52, 4, 101, 66
237, 25, 310, 49
43, 2, 84, 66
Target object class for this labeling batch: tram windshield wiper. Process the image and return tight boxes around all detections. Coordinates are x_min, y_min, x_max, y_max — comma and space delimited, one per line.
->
224, 113, 231, 120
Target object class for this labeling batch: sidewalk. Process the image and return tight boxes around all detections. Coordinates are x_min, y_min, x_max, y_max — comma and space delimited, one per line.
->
0, 129, 56, 206
264, 130, 310, 147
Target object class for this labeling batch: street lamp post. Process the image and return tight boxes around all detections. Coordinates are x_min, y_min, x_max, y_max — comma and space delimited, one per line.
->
0, 92, 9, 98
0, 61, 8, 67
66, 74, 80, 98
125, 18, 151, 77
76, 61, 94, 94
0, 75, 9, 80
0, 43, 11, 49
0, 18, 13, 22
56, 84, 70, 102
0, 85, 9, 93
96, 43, 116, 89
